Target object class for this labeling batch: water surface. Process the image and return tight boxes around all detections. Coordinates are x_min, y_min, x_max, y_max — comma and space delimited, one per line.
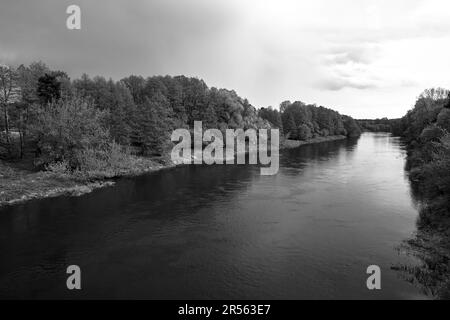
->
0, 133, 426, 299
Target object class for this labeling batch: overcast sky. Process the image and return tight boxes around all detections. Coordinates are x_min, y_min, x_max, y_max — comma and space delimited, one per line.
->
1, 0, 450, 118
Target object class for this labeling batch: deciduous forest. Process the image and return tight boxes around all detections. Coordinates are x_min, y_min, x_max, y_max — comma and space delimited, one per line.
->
0, 62, 360, 181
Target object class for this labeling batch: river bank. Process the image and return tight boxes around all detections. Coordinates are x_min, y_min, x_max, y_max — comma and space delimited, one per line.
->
0, 134, 349, 208
0, 157, 175, 208
282, 135, 347, 149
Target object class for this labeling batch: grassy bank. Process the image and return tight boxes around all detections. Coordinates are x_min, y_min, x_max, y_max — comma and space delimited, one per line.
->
0, 156, 173, 208
281, 135, 347, 149
0, 135, 349, 208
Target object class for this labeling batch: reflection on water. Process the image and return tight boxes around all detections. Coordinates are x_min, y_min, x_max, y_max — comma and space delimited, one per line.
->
0, 133, 428, 299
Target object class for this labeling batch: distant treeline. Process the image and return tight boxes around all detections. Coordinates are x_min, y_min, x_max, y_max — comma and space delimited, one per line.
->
0, 61, 360, 178
259, 101, 361, 139
357, 118, 402, 133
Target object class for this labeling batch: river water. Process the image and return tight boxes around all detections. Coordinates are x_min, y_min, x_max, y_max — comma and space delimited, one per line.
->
0, 133, 427, 299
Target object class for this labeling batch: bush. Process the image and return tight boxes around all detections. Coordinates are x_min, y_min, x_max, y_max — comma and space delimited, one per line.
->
73, 142, 149, 180
46, 160, 71, 177
31, 96, 110, 168
298, 124, 312, 140
420, 125, 445, 143
437, 109, 450, 131
0, 162, 16, 178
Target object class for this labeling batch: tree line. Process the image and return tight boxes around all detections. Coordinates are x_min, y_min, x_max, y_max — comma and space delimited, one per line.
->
1, 61, 361, 178
357, 118, 400, 133
391, 87, 450, 298
394, 88, 450, 224
0, 62, 272, 172
259, 101, 361, 140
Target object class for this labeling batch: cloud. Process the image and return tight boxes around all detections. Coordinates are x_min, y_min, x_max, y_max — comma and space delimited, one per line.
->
316, 78, 378, 91
322, 44, 381, 66
317, 44, 382, 91
0, 0, 240, 77
1, 0, 450, 118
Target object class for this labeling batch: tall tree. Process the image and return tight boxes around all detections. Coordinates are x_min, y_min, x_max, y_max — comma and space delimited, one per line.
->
136, 92, 172, 155
0, 64, 19, 156
445, 92, 450, 109
37, 73, 62, 104
14, 62, 50, 158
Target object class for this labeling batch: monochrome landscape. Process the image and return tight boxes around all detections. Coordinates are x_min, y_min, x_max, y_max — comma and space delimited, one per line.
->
1, 0, 450, 300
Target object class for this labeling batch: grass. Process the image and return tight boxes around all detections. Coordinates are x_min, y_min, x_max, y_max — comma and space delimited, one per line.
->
0, 161, 106, 206
393, 228, 450, 299
0, 155, 174, 207
282, 135, 347, 149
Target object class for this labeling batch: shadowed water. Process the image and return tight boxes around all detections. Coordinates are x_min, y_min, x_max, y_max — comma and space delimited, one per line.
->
0, 133, 427, 299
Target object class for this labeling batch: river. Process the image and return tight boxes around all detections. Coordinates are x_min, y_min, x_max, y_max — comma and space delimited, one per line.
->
0, 132, 427, 299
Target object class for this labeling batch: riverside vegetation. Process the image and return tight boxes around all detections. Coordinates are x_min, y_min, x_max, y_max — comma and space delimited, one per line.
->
0, 61, 361, 206
395, 88, 450, 299
360, 88, 450, 298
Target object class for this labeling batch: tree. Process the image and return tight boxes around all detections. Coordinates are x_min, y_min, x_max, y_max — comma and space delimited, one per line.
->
17, 62, 49, 105
10, 62, 51, 158
31, 96, 110, 167
121, 75, 147, 105
0, 64, 19, 156
284, 112, 298, 138
108, 81, 136, 145
163, 76, 186, 125
37, 73, 62, 104
437, 108, 450, 131
259, 107, 283, 130
280, 100, 291, 113
419, 87, 449, 101
342, 116, 361, 137
445, 92, 450, 109
136, 92, 172, 155
298, 124, 312, 140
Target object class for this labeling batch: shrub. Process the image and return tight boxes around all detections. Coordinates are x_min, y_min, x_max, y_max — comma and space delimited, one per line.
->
0, 162, 16, 178
298, 124, 312, 140
420, 125, 445, 143
31, 96, 110, 168
437, 109, 450, 131
46, 160, 71, 177
73, 142, 144, 180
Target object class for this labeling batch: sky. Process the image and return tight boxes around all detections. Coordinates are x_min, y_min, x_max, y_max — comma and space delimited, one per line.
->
1, 0, 450, 119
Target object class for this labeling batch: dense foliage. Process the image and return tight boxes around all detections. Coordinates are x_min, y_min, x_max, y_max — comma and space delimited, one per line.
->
390, 88, 450, 298
1, 61, 361, 179
394, 88, 450, 228
259, 101, 361, 140
1, 62, 274, 177
358, 118, 396, 132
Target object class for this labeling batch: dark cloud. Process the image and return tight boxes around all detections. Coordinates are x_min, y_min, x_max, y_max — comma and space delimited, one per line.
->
0, 0, 239, 79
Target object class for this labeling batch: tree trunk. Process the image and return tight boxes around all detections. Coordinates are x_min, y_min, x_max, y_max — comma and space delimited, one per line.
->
2, 102, 11, 156
19, 113, 24, 159
19, 131, 24, 159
